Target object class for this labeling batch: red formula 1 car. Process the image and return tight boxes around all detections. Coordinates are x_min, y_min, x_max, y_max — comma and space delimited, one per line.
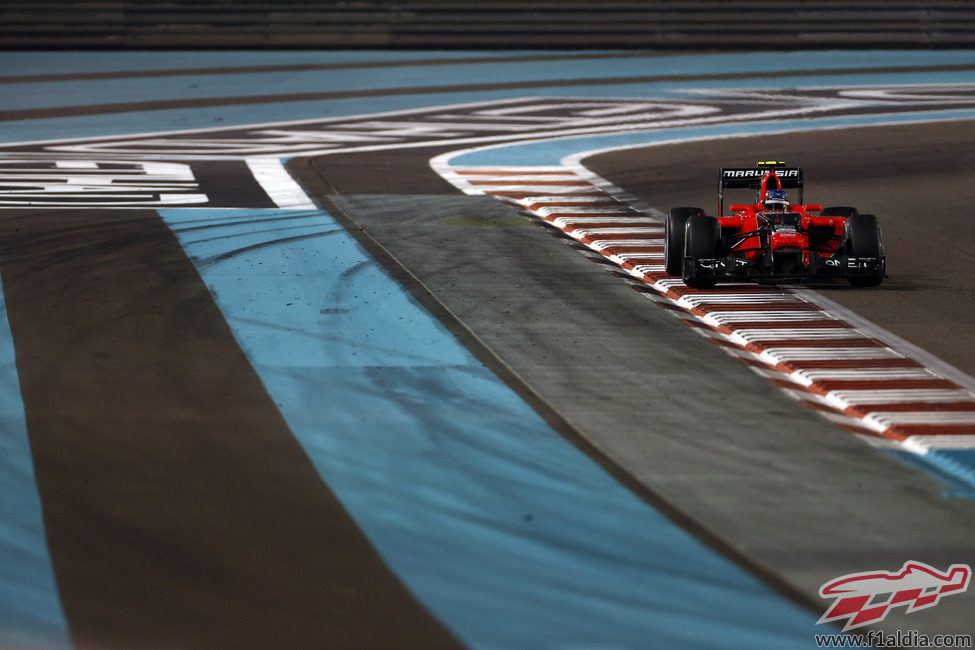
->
665, 162, 885, 288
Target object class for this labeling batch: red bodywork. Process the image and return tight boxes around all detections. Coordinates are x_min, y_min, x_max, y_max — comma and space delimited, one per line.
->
721, 171, 843, 268
671, 163, 884, 287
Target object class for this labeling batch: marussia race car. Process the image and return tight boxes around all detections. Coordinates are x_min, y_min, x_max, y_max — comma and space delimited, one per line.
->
665, 162, 886, 288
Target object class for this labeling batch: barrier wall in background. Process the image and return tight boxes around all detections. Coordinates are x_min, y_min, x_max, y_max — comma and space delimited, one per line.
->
2, 1, 974, 49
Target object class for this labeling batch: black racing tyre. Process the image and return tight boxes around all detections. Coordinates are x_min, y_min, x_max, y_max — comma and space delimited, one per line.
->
845, 213, 884, 287
846, 213, 883, 257
820, 206, 859, 218
682, 214, 720, 289
665, 207, 702, 276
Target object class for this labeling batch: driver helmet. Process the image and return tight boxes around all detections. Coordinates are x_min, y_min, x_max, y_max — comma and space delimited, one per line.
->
762, 189, 789, 212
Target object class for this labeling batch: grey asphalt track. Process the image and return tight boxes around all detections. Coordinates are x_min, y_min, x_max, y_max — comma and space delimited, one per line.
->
293, 121, 975, 636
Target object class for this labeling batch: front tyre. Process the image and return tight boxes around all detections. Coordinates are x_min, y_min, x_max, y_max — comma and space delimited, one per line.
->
845, 213, 884, 287
665, 207, 702, 276
682, 214, 720, 289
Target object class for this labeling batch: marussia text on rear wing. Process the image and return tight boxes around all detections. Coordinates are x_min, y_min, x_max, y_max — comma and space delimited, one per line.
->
720, 167, 803, 189
719, 166, 804, 216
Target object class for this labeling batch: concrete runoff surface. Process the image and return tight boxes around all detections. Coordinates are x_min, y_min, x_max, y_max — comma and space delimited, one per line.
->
292, 122, 975, 636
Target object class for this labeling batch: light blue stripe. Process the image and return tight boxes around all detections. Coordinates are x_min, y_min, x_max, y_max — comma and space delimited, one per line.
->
2, 50, 973, 110
888, 450, 975, 500
3, 48, 971, 77
2, 50, 974, 144
160, 207, 822, 649
0, 289, 71, 650
0, 49, 590, 77
447, 108, 975, 168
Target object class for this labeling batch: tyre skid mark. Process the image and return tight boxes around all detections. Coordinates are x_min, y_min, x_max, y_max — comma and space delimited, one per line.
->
440, 164, 975, 489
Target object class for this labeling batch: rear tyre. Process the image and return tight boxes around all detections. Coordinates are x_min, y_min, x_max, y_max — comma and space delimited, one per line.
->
682, 214, 720, 289
665, 207, 702, 276
845, 213, 884, 287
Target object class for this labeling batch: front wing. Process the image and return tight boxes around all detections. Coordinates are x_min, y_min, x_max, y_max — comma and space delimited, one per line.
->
684, 253, 886, 283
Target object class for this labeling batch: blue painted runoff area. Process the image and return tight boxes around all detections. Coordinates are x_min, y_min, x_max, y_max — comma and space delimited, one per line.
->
890, 449, 975, 500
444, 109, 975, 168
160, 207, 824, 649
0, 290, 71, 650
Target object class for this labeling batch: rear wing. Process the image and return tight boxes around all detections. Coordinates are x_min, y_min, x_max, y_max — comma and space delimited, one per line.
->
719, 164, 804, 215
